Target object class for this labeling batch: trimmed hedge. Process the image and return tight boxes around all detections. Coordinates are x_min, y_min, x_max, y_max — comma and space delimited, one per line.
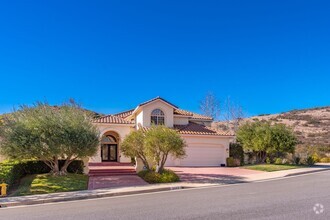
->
138, 169, 179, 183
0, 160, 84, 188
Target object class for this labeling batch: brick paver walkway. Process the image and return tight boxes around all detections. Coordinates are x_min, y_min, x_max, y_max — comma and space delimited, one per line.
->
88, 175, 148, 190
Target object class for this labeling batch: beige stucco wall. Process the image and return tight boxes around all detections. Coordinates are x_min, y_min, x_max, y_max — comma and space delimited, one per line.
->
138, 100, 174, 127
173, 116, 189, 125
90, 123, 133, 163
165, 135, 230, 167
136, 110, 143, 127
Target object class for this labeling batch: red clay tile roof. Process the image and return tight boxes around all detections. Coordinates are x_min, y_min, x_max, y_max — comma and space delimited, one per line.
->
174, 109, 212, 120
114, 109, 134, 118
174, 109, 193, 116
141, 123, 232, 136
174, 122, 232, 136
93, 115, 134, 124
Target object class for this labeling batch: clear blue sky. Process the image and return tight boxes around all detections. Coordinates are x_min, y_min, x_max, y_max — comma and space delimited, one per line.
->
0, 0, 329, 116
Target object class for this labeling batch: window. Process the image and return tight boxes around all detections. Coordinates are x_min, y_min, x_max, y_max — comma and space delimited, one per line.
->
151, 109, 165, 125
101, 135, 117, 144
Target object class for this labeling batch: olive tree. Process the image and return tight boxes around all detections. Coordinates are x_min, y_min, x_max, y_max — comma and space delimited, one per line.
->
0, 102, 99, 175
145, 126, 186, 173
121, 129, 150, 170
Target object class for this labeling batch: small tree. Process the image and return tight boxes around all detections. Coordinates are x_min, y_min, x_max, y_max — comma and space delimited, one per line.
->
200, 92, 221, 120
121, 130, 150, 170
269, 123, 297, 157
236, 121, 297, 163
223, 96, 244, 132
145, 126, 186, 173
0, 101, 99, 175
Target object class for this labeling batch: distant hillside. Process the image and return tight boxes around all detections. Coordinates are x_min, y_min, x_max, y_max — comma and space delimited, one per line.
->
214, 106, 330, 147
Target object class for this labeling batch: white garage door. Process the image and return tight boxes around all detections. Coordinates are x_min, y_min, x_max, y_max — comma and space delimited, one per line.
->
165, 145, 225, 167
180, 146, 224, 166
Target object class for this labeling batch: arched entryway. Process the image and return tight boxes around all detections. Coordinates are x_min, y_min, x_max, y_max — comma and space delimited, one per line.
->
101, 131, 119, 162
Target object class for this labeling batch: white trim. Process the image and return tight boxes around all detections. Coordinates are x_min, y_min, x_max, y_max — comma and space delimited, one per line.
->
180, 134, 235, 138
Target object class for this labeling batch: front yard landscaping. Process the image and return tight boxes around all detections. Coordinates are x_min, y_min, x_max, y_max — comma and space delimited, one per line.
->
243, 164, 307, 172
10, 174, 88, 197
138, 169, 179, 183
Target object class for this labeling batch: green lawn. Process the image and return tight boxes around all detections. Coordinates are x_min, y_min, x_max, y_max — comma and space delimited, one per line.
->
243, 164, 306, 172
10, 174, 88, 197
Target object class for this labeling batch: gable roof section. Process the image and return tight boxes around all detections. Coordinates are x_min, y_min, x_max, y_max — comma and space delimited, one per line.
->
112, 97, 212, 121
138, 96, 178, 109
93, 115, 134, 124
174, 122, 232, 136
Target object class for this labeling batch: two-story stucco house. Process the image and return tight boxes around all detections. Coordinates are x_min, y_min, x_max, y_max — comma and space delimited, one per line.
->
90, 97, 234, 167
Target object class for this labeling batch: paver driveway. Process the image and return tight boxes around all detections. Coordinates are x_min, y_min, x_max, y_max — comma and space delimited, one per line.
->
168, 167, 265, 184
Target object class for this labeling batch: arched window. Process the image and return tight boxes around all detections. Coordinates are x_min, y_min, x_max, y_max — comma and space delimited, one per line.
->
101, 135, 117, 144
151, 109, 165, 125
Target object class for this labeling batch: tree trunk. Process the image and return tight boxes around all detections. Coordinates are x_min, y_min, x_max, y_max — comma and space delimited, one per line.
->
46, 157, 60, 175
60, 156, 75, 175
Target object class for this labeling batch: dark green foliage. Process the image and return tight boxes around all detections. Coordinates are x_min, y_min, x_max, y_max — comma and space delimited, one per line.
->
138, 169, 180, 183
274, 158, 283, 165
237, 121, 297, 163
294, 157, 301, 165
229, 143, 244, 165
305, 156, 315, 166
0, 160, 84, 188
0, 101, 99, 175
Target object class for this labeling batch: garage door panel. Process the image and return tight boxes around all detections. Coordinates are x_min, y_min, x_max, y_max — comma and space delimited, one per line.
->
180, 146, 224, 166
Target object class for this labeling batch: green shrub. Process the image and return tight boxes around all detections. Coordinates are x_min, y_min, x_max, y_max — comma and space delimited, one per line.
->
138, 169, 179, 183
226, 157, 236, 167
266, 157, 271, 164
320, 157, 330, 163
294, 157, 301, 165
305, 156, 315, 166
229, 143, 244, 165
312, 153, 320, 163
274, 158, 283, 165
0, 160, 84, 188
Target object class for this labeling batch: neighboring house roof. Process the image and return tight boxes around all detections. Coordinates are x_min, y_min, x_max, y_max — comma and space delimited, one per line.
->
93, 115, 134, 124
174, 122, 232, 136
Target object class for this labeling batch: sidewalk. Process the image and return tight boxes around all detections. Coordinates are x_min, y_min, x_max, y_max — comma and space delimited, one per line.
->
1, 164, 329, 208
243, 164, 330, 182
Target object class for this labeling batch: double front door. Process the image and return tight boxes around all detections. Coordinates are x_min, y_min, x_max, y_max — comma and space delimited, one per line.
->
101, 144, 117, 162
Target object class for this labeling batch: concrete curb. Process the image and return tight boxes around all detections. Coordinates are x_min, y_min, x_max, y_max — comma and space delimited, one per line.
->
284, 167, 330, 177
0, 186, 185, 208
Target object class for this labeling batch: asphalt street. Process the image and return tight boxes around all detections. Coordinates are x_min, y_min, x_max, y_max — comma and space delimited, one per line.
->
1, 171, 329, 220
